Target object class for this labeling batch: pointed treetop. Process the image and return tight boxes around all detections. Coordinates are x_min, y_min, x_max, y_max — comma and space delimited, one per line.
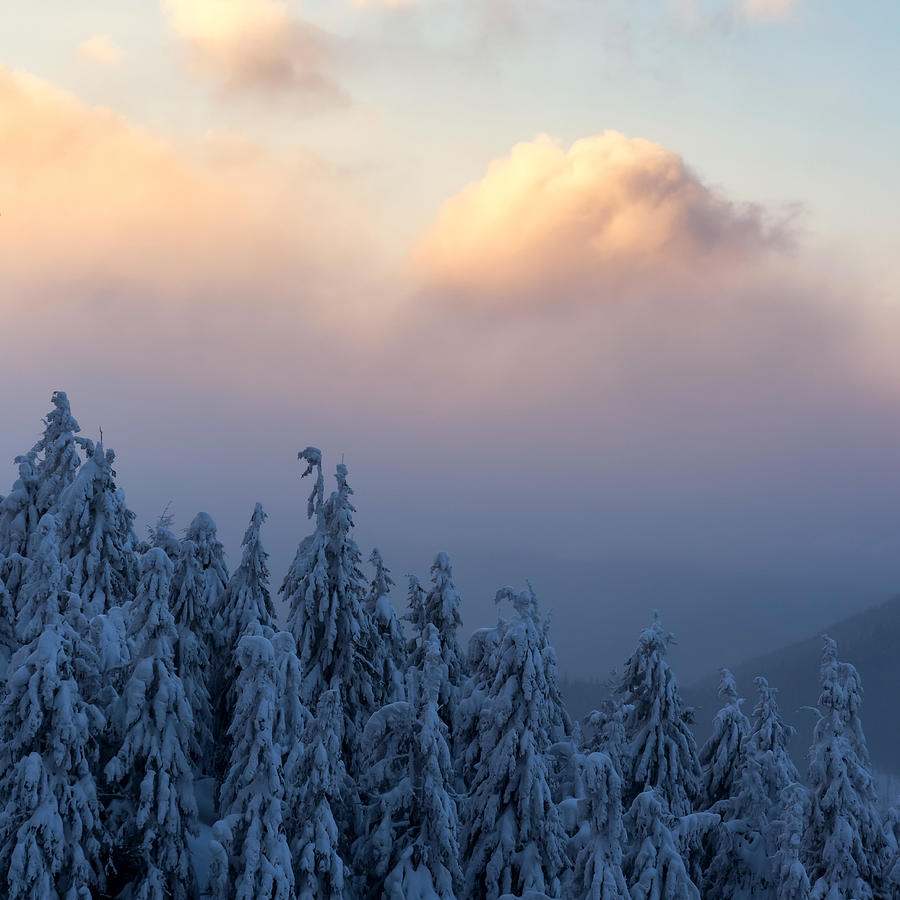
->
717, 668, 740, 706
298, 446, 324, 519
368, 548, 393, 601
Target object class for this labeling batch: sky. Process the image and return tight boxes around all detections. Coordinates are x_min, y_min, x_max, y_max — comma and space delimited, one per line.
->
2, 0, 900, 681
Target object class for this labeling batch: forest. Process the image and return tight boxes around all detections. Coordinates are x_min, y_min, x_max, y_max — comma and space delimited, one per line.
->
0, 392, 898, 900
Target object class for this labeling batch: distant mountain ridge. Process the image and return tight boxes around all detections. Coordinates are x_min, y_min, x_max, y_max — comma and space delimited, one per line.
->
685, 595, 900, 775
561, 595, 900, 776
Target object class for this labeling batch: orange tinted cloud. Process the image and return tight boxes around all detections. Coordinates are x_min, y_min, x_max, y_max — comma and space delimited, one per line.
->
162, 0, 347, 102
0, 66, 374, 309
414, 132, 787, 304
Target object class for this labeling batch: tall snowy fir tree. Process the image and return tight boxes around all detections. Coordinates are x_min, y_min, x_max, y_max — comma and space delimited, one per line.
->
616, 614, 701, 817
169, 538, 214, 772
0, 392, 88, 607
55, 442, 139, 618
210, 633, 294, 900
215, 503, 276, 770
572, 752, 629, 900
281, 448, 376, 767
802, 636, 887, 900
105, 548, 198, 900
0, 515, 105, 900
414, 552, 464, 739
364, 548, 406, 706
699, 668, 750, 810
357, 623, 461, 900
461, 585, 566, 900
290, 689, 353, 900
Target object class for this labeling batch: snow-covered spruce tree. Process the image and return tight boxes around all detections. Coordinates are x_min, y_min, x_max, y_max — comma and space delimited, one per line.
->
0, 515, 105, 899
215, 503, 276, 772
624, 790, 700, 900
209, 633, 294, 900
291, 689, 353, 900
169, 538, 214, 771
412, 552, 464, 737
616, 614, 700, 816
30, 391, 90, 521
461, 585, 566, 900
802, 636, 888, 900
147, 507, 181, 564
184, 511, 229, 639
357, 622, 461, 900
773, 783, 812, 900
699, 668, 750, 810
105, 547, 198, 900
281, 448, 376, 767
271, 630, 308, 768
583, 698, 629, 782
364, 548, 406, 706
745, 676, 800, 805
55, 442, 139, 619
0, 454, 40, 599
572, 752, 629, 900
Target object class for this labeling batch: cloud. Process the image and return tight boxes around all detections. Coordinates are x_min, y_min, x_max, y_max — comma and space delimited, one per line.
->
77, 35, 125, 66
161, 0, 348, 103
742, 0, 797, 21
414, 132, 789, 305
0, 65, 377, 318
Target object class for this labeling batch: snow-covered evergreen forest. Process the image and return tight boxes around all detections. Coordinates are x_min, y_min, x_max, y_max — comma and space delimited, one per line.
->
1, 392, 898, 900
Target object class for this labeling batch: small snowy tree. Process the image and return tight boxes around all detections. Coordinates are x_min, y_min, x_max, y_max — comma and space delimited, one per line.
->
364, 548, 406, 706
169, 538, 214, 770
290, 689, 353, 900
105, 547, 198, 900
745, 676, 800, 805
802, 636, 888, 900
624, 791, 700, 900
182, 512, 228, 651
209, 633, 294, 900
0, 518, 105, 899
358, 623, 461, 899
461, 585, 566, 900
699, 668, 750, 810
0, 453, 39, 573
55, 442, 139, 618
616, 614, 700, 817
281, 449, 376, 766
773, 783, 812, 900
147, 507, 181, 564
572, 752, 629, 900
31, 391, 90, 520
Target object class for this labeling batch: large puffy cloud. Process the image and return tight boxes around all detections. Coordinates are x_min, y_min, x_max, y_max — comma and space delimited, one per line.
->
414, 132, 788, 305
161, 0, 347, 102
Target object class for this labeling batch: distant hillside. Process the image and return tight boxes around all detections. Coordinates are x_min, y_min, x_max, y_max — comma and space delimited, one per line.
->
682, 595, 900, 776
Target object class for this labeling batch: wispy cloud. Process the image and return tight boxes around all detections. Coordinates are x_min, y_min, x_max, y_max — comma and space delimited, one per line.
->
161, 0, 349, 104
77, 35, 125, 66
